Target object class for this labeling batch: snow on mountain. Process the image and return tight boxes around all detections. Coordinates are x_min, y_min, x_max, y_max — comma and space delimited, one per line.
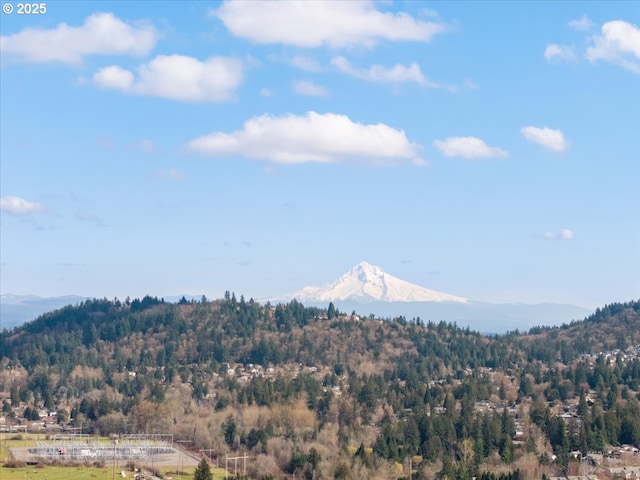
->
285, 261, 467, 303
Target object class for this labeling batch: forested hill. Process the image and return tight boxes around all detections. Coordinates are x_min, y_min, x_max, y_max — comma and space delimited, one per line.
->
1, 296, 639, 479
519, 300, 640, 362
1, 296, 638, 373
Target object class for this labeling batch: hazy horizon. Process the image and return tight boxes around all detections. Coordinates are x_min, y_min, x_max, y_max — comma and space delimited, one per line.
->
1, 256, 631, 311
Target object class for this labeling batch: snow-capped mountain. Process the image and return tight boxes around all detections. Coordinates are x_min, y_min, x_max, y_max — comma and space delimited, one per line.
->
273, 264, 592, 332
285, 261, 467, 303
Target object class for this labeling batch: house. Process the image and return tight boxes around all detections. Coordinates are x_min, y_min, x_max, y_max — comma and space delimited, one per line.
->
548, 476, 599, 480
608, 466, 640, 479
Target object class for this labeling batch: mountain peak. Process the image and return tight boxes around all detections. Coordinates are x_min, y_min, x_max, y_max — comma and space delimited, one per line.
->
352, 261, 376, 270
284, 262, 467, 304
349, 261, 385, 282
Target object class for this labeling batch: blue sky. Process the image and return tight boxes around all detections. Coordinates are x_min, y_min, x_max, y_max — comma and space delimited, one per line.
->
1, 1, 639, 309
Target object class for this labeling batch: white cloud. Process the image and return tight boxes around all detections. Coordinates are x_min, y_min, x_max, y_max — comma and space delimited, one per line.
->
586, 20, 640, 73
0, 12, 157, 64
93, 66, 134, 90
543, 229, 574, 240
568, 14, 594, 31
433, 137, 508, 159
0, 196, 46, 214
259, 87, 274, 97
92, 54, 243, 102
293, 80, 329, 97
211, 0, 446, 48
332, 56, 440, 87
156, 168, 187, 180
544, 43, 576, 62
521, 126, 569, 152
187, 111, 423, 166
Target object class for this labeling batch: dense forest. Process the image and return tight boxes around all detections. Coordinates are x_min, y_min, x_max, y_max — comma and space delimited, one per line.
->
1, 296, 639, 479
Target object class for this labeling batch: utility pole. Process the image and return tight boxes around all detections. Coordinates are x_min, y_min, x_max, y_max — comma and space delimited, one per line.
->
200, 448, 216, 463
226, 454, 248, 477
176, 440, 191, 479
112, 435, 119, 480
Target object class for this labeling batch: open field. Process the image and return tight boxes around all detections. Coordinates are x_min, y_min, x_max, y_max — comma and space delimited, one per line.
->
0, 465, 229, 480
0, 434, 228, 479
154, 466, 228, 480
1, 434, 47, 462
1, 465, 125, 480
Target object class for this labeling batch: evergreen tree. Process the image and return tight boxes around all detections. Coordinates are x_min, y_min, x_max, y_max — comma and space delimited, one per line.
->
328, 302, 337, 320
193, 458, 212, 480
577, 388, 588, 418
222, 414, 237, 446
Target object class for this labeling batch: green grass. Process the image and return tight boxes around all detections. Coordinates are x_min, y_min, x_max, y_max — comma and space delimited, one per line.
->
154, 465, 196, 479
155, 466, 228, 479
0, 465, 229, 480
0, 465, 115, 480
210, 468, 229, 480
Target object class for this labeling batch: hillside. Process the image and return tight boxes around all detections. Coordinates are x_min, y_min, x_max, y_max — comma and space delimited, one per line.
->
1, 296, 639, 479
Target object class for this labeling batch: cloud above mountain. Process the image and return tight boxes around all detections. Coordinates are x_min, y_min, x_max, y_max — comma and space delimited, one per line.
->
0, 196, 47, 214
0, 12, 157, 64
521, 126, 569, 152
332, 56, 440, 87
92, 55, 243, 102
211, 0, 446, 48
543, 229, 574, 240
586, 20, 640, 74
568, 14, 594, 32
434, 136, 508, 159
544, 44, 576, 63
187, 111, 424, 166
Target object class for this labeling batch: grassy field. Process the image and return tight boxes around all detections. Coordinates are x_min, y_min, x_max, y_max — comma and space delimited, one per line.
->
1, 434, 46, 462
1, 465, 119, 480
1, 434, 228, 479
0, 465, 229, 480
157, 466, 228, 479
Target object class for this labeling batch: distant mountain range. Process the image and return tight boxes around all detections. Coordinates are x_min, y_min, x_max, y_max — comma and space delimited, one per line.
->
0, 294, 91, 329
272, 261, 593, 333
1, 262, 593, 333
